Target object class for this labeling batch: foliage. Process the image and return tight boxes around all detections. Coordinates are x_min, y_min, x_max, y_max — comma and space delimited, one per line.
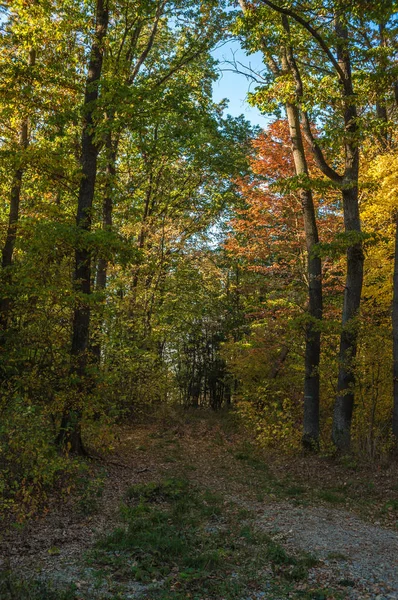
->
0, 0, 398, 518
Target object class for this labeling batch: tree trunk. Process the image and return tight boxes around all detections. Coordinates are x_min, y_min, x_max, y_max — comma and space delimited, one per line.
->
281, 22, 322, 450
392, 212, 398, 441
92, 131, 117, 364
238, 3, 323, 449
285, 102, 322, 450
332, 186, 364, 450
57, 0, 109, 454
0, 48, 36, 334
332, 18, 364, 452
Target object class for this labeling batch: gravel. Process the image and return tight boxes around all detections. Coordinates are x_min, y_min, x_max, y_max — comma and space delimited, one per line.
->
255, 501, 398, 599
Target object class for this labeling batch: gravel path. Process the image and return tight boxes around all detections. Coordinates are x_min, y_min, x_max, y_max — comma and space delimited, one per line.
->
2, 421, 398, 599
256, 501, 398, 599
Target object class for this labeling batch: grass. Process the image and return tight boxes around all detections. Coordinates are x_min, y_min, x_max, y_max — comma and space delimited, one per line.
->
229, 439, 398, 520
382, 498, 398, 513
0, 573, 78, 600
86, 478, 340, 599
326, 552, 349, 561
5, 411, 385, 600
91, 478, 233, 589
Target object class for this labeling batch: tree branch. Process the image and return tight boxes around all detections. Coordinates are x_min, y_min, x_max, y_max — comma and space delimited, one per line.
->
301, 111, 343, 183
259, 0, 346, 82
238, 0, 280, 75
129, 0, 166, 84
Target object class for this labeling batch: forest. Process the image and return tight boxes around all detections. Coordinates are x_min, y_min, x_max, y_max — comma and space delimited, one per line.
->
1, 0, 398, 598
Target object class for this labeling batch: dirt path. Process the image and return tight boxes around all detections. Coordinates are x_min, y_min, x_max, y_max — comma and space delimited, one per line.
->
1, 414, 398, 599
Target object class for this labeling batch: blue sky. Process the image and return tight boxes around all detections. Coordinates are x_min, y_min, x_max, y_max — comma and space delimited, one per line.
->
211, 39, 271, 130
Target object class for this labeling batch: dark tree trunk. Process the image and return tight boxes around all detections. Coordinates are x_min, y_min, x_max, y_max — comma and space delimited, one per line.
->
375, 23, 388, 148
281, 24, 322, 450
92, 131, 117, 364
57, 0, 109, 454
376, 102, 388, 147
0, 48, 35, 334
331, 19, 364, 452
96, 132, 117, 292
270, 345, 289, 379
332, 186, 364, 449
285, 101, 322, 450
392, 72, 398, 443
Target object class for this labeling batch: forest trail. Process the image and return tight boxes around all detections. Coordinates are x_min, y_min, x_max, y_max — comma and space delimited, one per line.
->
1, 411, 398, 600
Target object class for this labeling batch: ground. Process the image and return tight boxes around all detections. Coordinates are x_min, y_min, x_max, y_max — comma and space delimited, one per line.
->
1, 409, 398, 599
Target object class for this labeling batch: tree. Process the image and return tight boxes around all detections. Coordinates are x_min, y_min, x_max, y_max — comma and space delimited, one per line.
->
238, 0, 396, 450
237, 1, 322, 448
57, 0, 232, 451
57, 0, 110, 453
361, 149, 398, 443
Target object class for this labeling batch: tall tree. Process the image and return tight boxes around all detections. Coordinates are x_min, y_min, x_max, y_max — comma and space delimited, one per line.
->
0, 3, 36, 337
238, 0, 322, 448
250, 0, 368, 450
57, 0, 109, 453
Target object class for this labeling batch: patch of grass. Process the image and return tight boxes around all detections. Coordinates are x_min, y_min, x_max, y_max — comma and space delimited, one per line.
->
0, 572, 78, 600
266, 539, 295, 565
164, 455, 177, 463
265, 539, 317, 581
234, 451, 270, 474
295, 590, 344, 600
317, 490, 345, 504
90, 479, 327, 598
338, 578, 356, 587
93, 478, 229, 588
382, 499, 398, 513
126, 478, 189, 503
338, 455, 358, 471
285, 485, 306, 497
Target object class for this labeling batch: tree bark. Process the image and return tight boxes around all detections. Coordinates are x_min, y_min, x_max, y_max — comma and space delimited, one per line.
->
57, 0, 109, 454
92, 131, 117, 363
332, 186, 364, 449
331, 18, 364, 451
281, 19, 322, 449
285, 102, 322, 449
